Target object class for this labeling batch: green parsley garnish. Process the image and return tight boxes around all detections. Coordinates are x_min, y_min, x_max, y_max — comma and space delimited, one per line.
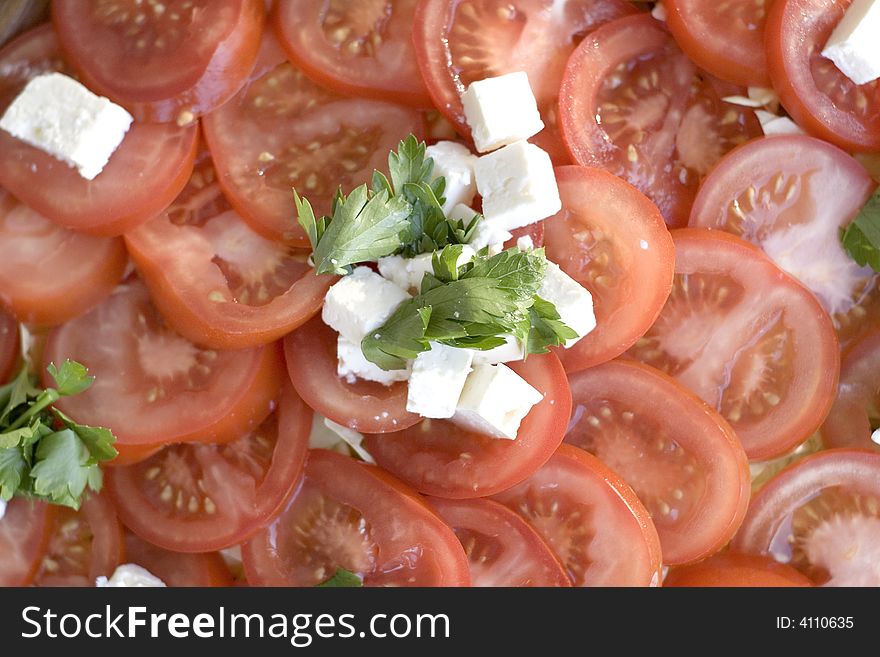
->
0, 360, 117, 510
362, 246, 577, 370
316, 568, 364, 588
841, 188, 880, 271
295, 135, 481, 275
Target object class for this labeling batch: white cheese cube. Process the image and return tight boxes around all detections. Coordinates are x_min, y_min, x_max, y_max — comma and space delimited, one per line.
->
0, 498, 5, 521
452, 363, 543, 439
322, 266, 410, 343
96, 564, 166, 588
516, 235, 534, 251
337, 335, 411, 386
0, 72, 133, 180
821, 0, 880, 85
755, 110, 805, 136
471, 334, 525, 365
474, 140, 562, 232
425, 141, 478, 214
449, 203, 480, 226
461, 71, 545, 153
468, 220, 513, 254
406, 343, 474, 418
539, 262, 596, 348
378, 246, 476, 294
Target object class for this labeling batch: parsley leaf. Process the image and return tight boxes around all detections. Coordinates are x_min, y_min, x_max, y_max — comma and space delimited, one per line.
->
528, 296, 579, 354
841, 189, 880, 271
0, 360, 117, 510
316, 568, 364, 588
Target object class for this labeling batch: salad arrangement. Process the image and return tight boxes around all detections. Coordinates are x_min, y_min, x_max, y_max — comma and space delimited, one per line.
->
0, 0, 879, 588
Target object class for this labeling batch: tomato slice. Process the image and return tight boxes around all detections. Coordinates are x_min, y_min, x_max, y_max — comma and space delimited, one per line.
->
283, 316, 421, 434
544, 166, 674, 371
123, 532, 232, 587
413, 0, 637, 163
43, 279, 283, 454
273, 0, 430, 106
689, 135, 877, 345
821, 329, 880, 451
733, 449, 880, 586
766, 0, 880, 152
202, 41, 425, 245
126, 149, 333, 350
565, 360, 749, 565
0, 189, 126, 327
628, 229, 840, 461
106, 384, 309, 552
242, 449, 470, 586
664, 0, 773, 87
664, 552, 813, 587
559, 14, 761, 226
52, 0, 264, 123
0, 499, 53, 586
0, 308, 18, 384
0, 25, 198, 236
426, 496, 570, 586
491, 445, 661, 586
33, 493, 124, 587
363, 351, 572, 498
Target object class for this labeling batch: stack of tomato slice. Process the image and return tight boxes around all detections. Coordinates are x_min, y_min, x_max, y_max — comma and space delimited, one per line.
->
1, 0, 879, 588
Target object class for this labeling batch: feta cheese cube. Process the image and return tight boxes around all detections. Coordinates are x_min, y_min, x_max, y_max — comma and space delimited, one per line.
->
471, 334, 525, 365
468, 220, 512, 254
474, 140, 562, 232
407, 343, 474, 418
539, 262, 596, 348
452, 363, 543, 439
96, 564, 166, 588
425, 141, 478, 214
322, 266, 410, 343
461, 72, 545, 153
337, 335, 411, 386
821, 0, 880, 85
378, 246, 476, 293
448, 203, 480, 226
0, 73, 133, 180
516, 235, 534, 251
755, 110, 805, 136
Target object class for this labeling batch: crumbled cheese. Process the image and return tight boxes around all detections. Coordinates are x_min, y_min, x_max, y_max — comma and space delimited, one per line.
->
872, 428, 880, 446
337, 335, 411, 386
323, 417, 374, 463
378, 246, 475, 293
821, 0, 880, 85
406, 343, 474, 418
0, 72, 133, 180
755, 110, 805, 136
468, 221, 513, 254
452, 363, 543, 439
461, 72, 545, 153
538, 262, 596, 348
722, 87, 780, 112
96, 564, 166, 588
322, 266, 410, 343
0, 498, 5, 521
651, 2, 667, 21
425, 141, 478, 214
516, 235, 534, 251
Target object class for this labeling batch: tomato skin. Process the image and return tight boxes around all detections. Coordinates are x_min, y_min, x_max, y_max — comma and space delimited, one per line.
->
822, 329, 880, 451
364, 351, 572, 499
766, 0, 880, 152
242, 449, 471, 587
0, 499, 54, 586
664, 552, 813, 587
123, 534, 233, 587
0, 308, 19, 384
52, 0, 265, 123
544, 166, 674, 372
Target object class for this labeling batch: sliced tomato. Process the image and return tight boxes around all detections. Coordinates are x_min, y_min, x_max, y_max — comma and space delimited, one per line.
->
491, 445, 661, 586
126, 149, 332, 350
689, 135, 877, 345
123, 533, 232, 587
283, 316, 420, 433
733, 449, 880, 586
242, 449, 470, 586
0, 26, 198, 236
0, 188, 126, 327
822, 329, 880, 451
628, 229, 839, 460
202, 46, 425, 245
273, 0, 430, 106
766, 0, 880, 152
363, 351, 571, 498
413, 0, 637, 163
664, 552, 813, 587
0, 308, 18, 384
33, 493, 124, 587
426, 496, 570, 586
544, 166, 674, 371
664, 0, 773, 87
0, 499, 53, 586
559, 14, 761, 226
43, 279, 283, 456
565, 360, 749, 565
52, 0, 264, 123
107, 384, 309, 552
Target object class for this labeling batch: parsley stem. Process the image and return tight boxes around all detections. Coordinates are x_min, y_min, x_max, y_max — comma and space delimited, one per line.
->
7, 389, 59, 430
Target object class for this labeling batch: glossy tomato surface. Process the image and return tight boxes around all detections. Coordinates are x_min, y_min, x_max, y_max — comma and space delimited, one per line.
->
664, 552, 813, 587
0, 499, 53, 586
